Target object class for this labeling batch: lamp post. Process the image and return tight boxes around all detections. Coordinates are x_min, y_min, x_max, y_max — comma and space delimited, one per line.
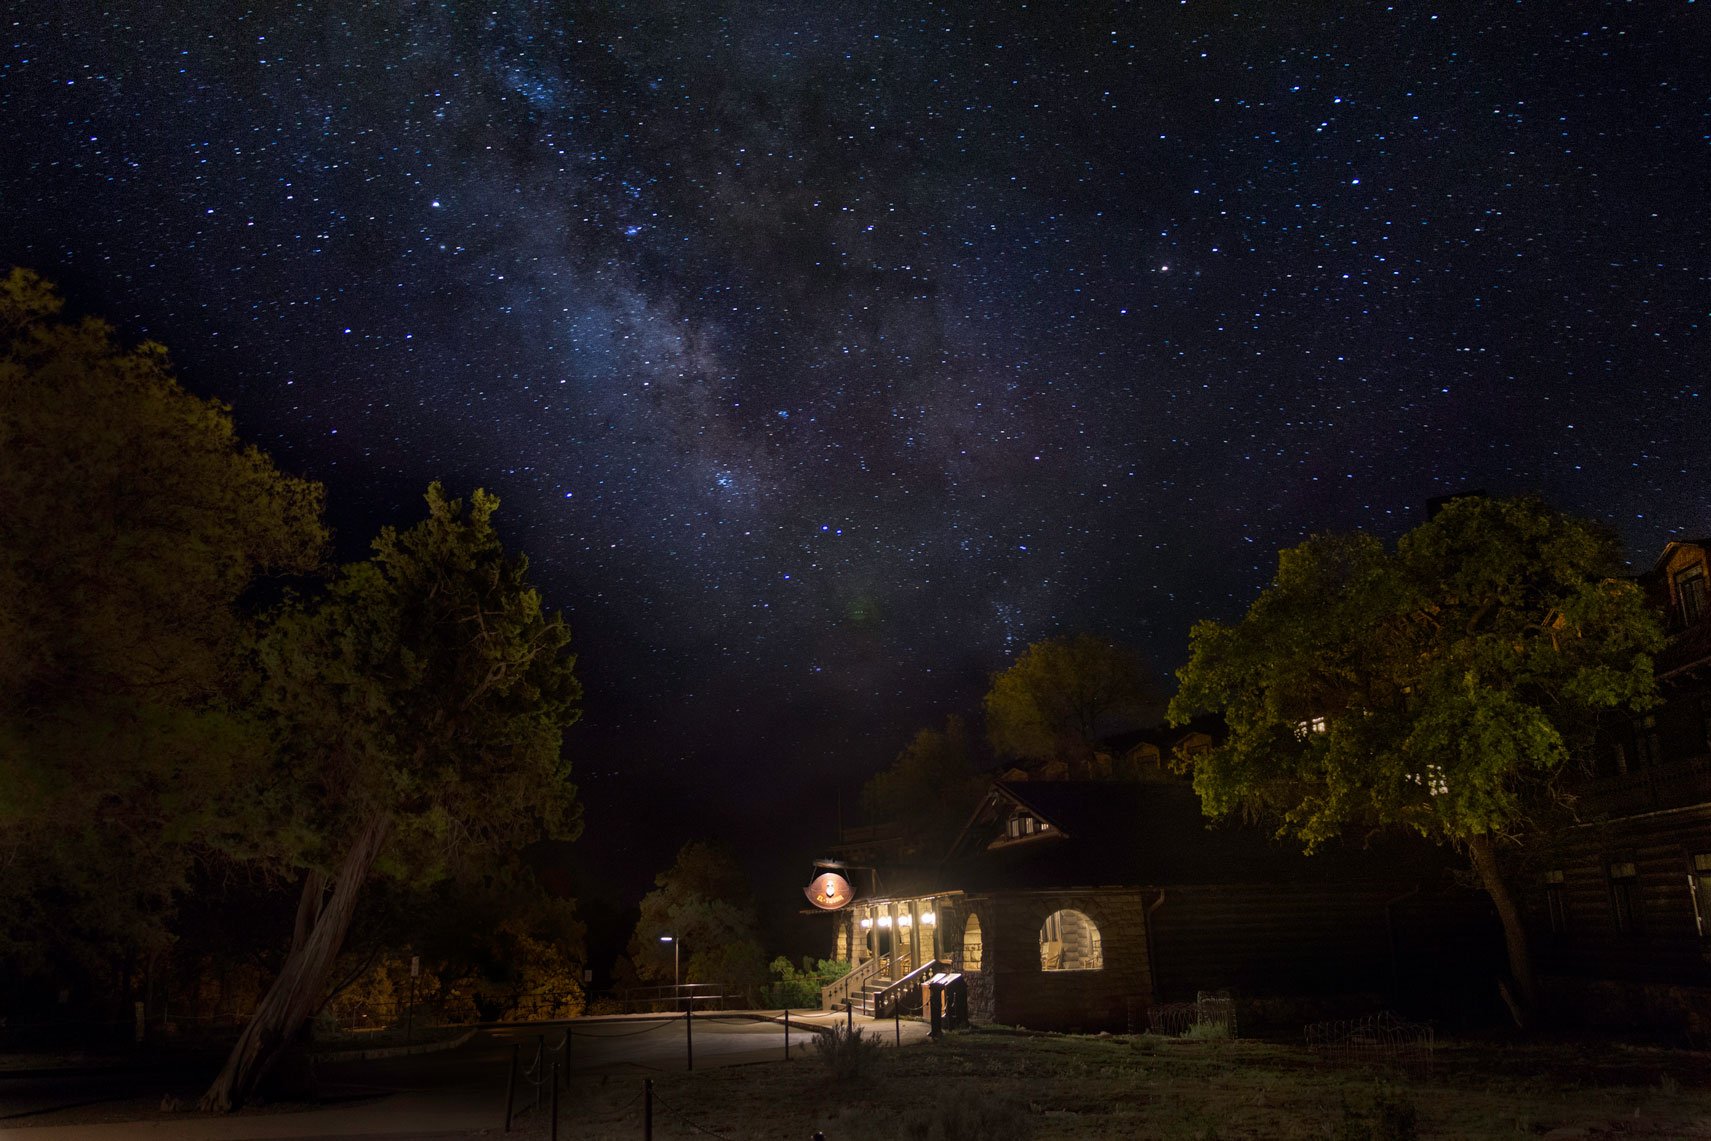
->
659, 935, 679, 1007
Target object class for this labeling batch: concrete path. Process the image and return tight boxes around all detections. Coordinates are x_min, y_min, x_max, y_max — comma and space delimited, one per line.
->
0, 1011, 929, 1140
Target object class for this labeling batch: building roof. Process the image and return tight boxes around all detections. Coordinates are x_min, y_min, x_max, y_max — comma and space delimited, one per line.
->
932, 780, 1446, 893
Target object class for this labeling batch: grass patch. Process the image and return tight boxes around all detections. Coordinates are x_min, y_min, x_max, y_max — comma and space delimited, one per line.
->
503, 1028, 1711, 1140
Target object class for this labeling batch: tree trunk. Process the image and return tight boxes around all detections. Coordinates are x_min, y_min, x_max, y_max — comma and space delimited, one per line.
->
199, 815, 389, 1112
1467, 831, 1538, 1023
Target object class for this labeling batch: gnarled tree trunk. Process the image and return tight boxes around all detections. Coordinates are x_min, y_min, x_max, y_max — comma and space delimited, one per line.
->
200, 814, 390, 1112
1467, 830, 1537, 1025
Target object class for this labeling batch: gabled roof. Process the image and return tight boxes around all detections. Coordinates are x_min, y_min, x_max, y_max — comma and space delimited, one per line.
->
938, 780, 1443, 892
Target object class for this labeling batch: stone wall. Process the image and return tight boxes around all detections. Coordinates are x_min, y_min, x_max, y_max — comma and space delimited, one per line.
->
967, 888, 1151, 1032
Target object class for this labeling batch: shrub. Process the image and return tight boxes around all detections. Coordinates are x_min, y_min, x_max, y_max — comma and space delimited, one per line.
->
813, 1023, 884, 1080
762, 956, 851, 1009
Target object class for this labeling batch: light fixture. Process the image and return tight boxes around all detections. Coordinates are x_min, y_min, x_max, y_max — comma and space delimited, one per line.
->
860, 917, 872, 929
922, 911, 936, 926
878, 915, 892, 928
898, 914, 912, 928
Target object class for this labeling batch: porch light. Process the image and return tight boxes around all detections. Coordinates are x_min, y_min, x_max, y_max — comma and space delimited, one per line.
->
921, 911, 936, 925
860, 917, 872, 929
878, 915, 892, 928
898, 914, 912, 928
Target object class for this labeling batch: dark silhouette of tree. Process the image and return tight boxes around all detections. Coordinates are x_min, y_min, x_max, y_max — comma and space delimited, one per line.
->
1169, 496, 1662, 1020
200, 485, 581, 1111
0, 268, 325, 1003
861, 715, 985, 859
626, 842, 767, 1005
983, 635, 1157, 772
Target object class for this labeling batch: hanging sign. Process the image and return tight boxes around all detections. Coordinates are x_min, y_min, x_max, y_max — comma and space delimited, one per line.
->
804, 871, 854, 910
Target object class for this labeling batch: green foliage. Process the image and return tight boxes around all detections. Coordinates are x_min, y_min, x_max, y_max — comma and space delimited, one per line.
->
251, 483, 583, 883
861, 715, 985, 857
627, 841, 768, 1002
1169, 496, 1663, 852
763, 956, 851, 1008
984, 634, 1156, 763
0, 268, 326, 983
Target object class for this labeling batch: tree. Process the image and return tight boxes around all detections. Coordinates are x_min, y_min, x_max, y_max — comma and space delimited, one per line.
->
1169, 496, 1663, 1018
200, 484, 581, 1111
984, 634, 1157, 770
860, 715, 985, 859
0, 268, 326, 1006
626, 842, 768, 1005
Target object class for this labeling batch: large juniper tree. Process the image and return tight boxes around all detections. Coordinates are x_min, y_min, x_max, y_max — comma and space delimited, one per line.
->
1169, 496, 1662, 1019
0, 268, 326, 1004
201, 484, 581, 1111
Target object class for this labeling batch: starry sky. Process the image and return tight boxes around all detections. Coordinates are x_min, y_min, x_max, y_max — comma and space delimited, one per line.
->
4, 2, 1707, 897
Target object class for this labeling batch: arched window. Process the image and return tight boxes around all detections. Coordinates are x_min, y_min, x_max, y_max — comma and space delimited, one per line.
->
960, 914, 983, 972
1039, 909, 1103, 971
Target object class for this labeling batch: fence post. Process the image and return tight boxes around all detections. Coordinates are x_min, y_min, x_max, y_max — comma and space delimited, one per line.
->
644, 1078, 654, 1140
685, 1007, 694, 1072
783, 1008, 790, 1060
895, 1002, 900, 1047
563, 1027, 572, 1088
846, 1001, 853, 1035
550, 1060, 560, 1141
503, 1042, 518, 1132
535, 1035, 544, 1116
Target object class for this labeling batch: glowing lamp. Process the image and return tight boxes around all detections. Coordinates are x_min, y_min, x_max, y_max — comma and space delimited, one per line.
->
898, 914, 912, 928
922, 911, 936, 926
860, 917, 872, 929
878, 915, 892, 928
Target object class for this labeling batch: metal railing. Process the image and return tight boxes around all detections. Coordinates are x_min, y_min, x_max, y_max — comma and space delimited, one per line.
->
821, 955, 886, 1011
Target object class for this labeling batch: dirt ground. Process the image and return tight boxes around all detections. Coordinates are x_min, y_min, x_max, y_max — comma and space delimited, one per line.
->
496, 1027, 1711, 1141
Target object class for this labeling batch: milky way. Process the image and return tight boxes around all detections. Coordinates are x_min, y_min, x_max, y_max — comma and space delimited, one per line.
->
4, 3, 1706, 874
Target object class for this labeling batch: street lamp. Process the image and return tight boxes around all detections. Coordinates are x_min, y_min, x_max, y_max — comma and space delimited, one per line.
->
659, 935, 679, 997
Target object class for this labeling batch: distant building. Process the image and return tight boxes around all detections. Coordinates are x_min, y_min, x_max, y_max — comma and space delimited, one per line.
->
822, 772, 1490, 1032
1527, 538, 1711, 1035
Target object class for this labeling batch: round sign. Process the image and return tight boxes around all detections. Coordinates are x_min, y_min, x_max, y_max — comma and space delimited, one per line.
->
804, 871, 854, 910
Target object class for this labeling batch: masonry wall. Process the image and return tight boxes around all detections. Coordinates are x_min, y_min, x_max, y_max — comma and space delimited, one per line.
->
962, 888, 1152, 1032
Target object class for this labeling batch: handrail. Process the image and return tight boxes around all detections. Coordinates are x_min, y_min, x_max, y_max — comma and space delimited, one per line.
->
873, 959, 942, 1019
821, 955, 885, 1010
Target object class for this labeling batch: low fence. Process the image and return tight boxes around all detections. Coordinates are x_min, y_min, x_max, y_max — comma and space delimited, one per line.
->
1302, 1009, 1435, 1073
1147, 990, 1237, 1039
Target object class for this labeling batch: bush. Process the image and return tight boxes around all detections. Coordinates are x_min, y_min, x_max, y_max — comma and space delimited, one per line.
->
813, 1023, 884, 1080
762, 956, 851, 1009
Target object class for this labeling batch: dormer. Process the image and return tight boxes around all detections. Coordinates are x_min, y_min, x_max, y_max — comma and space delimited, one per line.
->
991, 806, 1055, 848
1648, 541, 1711, 632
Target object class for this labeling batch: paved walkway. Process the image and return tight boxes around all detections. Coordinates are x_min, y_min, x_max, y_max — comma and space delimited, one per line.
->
0, 1011, 929, 1140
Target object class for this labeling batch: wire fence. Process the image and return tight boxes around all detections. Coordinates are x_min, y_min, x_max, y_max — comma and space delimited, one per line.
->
1302, 1010, 1435, 1073
1146, 990, 1238, 1039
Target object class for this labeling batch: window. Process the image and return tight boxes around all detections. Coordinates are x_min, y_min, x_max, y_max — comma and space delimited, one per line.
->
1295, 716, 1328, 740
1608, 860, 1642, 934
1039, 909, 1103, 971
1690, 855, 1711, 939
1543, 869, 1569, 936
1002, 811, 1049, 841
1677, 564, 1708, 627
960, 914, 983, 972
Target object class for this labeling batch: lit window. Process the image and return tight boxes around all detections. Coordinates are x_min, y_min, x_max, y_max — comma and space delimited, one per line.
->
1039, 909, 1103, 972
961, 914, 983, 972
1295, 716, 1328, 739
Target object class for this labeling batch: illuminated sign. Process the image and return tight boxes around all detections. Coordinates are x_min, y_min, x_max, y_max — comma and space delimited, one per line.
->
804, 871, 854, 910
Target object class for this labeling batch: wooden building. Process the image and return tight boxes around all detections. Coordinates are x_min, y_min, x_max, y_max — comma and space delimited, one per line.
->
1527, 538, 1711, 1034
824, 779, 1489, 1032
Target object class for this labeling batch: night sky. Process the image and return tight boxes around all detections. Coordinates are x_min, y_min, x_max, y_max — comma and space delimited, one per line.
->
4, 3, 1707, 903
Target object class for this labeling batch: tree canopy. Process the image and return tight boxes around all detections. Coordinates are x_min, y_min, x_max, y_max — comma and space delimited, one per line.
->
1168, 495, 1663, 1011
860, 715, 985, 859
626, 841, 768, 1004
204, 484, 582, 1109
984, 634, 1157, 766
0, 267, 326, 987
